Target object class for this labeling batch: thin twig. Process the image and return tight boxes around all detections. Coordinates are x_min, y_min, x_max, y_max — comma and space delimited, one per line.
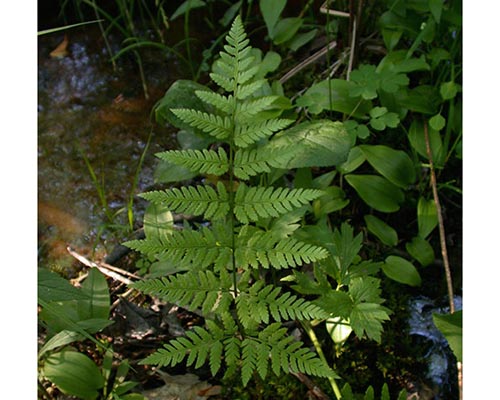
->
291, 372, 331, 400
279, 41, 337, 84
66, 246, 136, 285
346, 17, 357, 81
423, 122, 455, 313
423, 121, 462, 400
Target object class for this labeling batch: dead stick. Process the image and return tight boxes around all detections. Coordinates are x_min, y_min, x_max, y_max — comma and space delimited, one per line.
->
423, 122, 461, 400
423, 122, 455, 313
291, 372, 331, 400
66, 246, 134, 285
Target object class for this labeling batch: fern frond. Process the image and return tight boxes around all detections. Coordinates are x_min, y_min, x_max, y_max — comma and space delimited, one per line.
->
235, 228, 328, 270
125, 225, 232, 270
235, 79, 267, 100
156, 148, 229, 176
195, 91, 235, 114
236, 281, 329, 329
234, 119, 294, 147
233, 147, 300, 180
131, 270, 233, 314
171, 109, 232, 140
140, 323, 225, 374
234, 183, 323, 223
209, 72, 235, 93
140, 182, 229, 220
235, 96, 279, 122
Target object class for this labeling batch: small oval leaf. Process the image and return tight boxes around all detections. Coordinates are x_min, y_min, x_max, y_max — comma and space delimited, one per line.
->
364, 215, 398, 246
418, 197, 438, 238
406, 236, 435, 266
144, 202, 174, 240
382, 256, 421, 286
359, 145, 415, 188
345, 174, 404, 213
43, 350, 104, 400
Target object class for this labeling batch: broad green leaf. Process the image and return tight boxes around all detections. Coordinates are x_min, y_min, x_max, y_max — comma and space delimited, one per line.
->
406, 236, 435, 266
170, 0, 206, 21
382, 28, 403, 51
38, 330, 85, 358
382, 256, 421, 286
260, 0, 286, 37
256, 51, 282, 78
154, 80, 211, 130
288, 29, 317, 51
418, 197, 438, 238
266, 120, 352, 168
381, 383, 390, 400
177, 129, 215, 150
364, 215, 398, 247
313, 186, 349, 217
144, 202, 173, 240
360, 145, 415, 188
349, 64, 379, 100
432, 311, 462, 362
440, 81, 459, 100
364, 386, 375, 400
296, 79, 372, 116
429, 113, 446, 131
397, 85, 440, 114
43, 350, 104, 400
408, 120, 444, 165
272, 17, 303, 45
38, 268, 89, 302
154, 159, 198, 184
338, 146, 366, 174
219, 1, 242, 26
326, 317, 352, 344
78, 268, 110, 321
345, 175, 404, 213
429, 0, 444, 22
377, 51, 430, 73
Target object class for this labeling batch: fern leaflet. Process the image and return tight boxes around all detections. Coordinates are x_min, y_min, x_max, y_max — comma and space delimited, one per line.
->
131, 270, 233, 314
234, 118, 294, 147
156, 148, 229, 176
234, 183, 324, 223
171, 109, 232, 140
140, 181, 229, 220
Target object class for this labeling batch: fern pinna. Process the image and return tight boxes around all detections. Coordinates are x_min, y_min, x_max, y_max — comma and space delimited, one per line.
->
126, 16, 336, 385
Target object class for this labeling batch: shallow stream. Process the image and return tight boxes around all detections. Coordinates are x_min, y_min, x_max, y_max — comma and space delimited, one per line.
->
38, 27, 180, 271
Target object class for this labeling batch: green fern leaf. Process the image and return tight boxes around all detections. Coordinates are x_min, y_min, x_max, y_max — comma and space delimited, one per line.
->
235, 96, 278, 122
131, 270, 233, 314
156, 148, 229, 176
126, 225, 232, 270
236, 227, 328, 269
141, 324, 224, 373
236, 282, 329, 329
171, 108, 232, 140
195, 90, 235, 114
234, 184, 323, 223
234, 119, 294, 147
223, 336, 241, 379
140, 181, 229, 220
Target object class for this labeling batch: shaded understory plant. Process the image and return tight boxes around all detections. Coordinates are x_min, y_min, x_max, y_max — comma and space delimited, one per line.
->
125, 15, 410, 398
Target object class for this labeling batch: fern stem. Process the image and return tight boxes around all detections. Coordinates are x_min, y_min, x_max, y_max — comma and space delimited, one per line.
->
301, 321, 342, 399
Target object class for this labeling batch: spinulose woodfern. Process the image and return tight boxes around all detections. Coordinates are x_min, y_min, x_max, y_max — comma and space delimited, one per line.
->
126, 15, 336, 386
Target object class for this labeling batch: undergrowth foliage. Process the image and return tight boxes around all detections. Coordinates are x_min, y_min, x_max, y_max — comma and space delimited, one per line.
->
126, 16, 336, 385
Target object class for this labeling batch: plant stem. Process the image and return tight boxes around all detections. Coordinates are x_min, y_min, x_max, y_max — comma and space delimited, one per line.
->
423, 121, 454, 313
301, 321, 342, 399
424, 120, 462, 400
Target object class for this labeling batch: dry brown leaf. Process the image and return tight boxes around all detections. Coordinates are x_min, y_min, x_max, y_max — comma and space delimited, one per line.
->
50, 35, 69, 58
